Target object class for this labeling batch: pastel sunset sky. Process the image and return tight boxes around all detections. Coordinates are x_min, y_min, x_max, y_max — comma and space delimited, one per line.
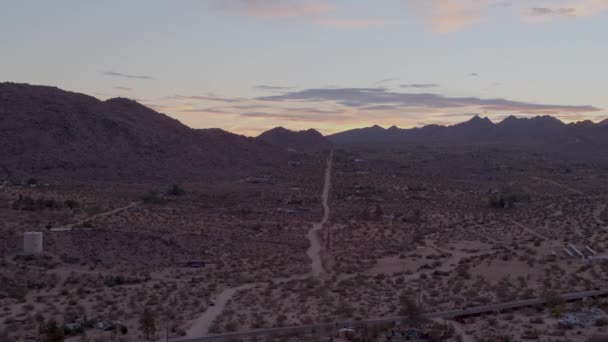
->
2, 0, 607, 135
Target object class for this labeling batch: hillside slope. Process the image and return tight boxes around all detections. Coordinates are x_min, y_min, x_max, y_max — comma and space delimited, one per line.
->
0, 83, 285, 181
257, 127, 331, 153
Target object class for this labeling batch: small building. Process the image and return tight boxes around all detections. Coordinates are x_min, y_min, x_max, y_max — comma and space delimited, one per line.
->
23, 232, 43, 255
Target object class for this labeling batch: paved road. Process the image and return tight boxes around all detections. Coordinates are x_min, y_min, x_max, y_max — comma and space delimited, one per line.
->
174, 289, 608, 341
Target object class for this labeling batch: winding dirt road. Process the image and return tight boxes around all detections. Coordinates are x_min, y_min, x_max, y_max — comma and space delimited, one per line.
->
184, 152, 333, 338
306, 151, 332, 277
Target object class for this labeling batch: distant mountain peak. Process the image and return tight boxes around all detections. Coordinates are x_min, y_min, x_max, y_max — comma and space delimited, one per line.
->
467, 115, 493, 124
266, 126, 289, 132
531, 115, 563, 123
257, 126, 330, 152
501, 115, 519, 123
328, 113, 608, 157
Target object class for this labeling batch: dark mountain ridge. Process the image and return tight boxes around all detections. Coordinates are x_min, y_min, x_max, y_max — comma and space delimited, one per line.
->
257, 126, 332, 152
329, 115, 608, 159
0, 82, 285, 181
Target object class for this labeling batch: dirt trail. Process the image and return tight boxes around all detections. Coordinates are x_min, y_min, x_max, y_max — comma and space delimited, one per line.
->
185, 283, 257, 337
509, 220, 547, 240
183, 152, 333, 338
532, 176, 585, 195
306, 151, 332, 277
51, 201, 140, 231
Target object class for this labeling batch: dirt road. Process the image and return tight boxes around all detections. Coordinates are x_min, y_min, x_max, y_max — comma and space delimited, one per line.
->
50, 201, 140, 231
306, 151, 332, 277
183, 152, 334, 338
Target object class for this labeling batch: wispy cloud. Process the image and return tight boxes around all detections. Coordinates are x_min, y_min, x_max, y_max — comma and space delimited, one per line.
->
528, 7, 577, 17
361, 105, 401, 111
114, 86, 132, 91
254, 85, 293, 91
316, 18, 394, 28
258, 87, 601, 114
241, 111, 345, 121
524, 0, 608, 21
182, 107, 231, 114
211, 0, 333, 18
210, 0, 392, 29
102, 71, 154, 80
400, 83, 440, 89
374, 77, 400, 86
172, 95, 245, 103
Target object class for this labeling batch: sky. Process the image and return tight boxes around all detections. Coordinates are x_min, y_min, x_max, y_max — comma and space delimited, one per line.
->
1, 0, 608, 136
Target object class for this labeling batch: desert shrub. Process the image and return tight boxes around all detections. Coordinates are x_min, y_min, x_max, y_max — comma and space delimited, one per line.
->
167, 184, 185, 196
12, 196, 64, 211
521, 329, 540, 340
595, 317, 608, 326
488, 188, 528, 208
142, 192, 167, 204
43, 319, 64, 342
64, 200, 79, 210
530, 317, 544, 324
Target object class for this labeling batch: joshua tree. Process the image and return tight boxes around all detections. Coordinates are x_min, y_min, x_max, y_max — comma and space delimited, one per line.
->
399, 293, 425, 327
139, 308, 156, 340
43, 320, 64, 342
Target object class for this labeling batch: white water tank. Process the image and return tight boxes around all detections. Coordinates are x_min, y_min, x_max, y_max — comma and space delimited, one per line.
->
23, 232, 43, 255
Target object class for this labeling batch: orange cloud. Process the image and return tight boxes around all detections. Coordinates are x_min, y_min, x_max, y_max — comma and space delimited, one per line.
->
429, 0, 488, 33
406, 0, 493, 33
408, 0, 608, 32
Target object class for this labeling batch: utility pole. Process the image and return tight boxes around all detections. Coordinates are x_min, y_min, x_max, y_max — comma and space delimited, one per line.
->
165, 315, 170, 342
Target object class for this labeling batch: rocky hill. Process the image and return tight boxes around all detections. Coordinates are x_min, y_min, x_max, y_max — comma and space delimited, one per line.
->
0, 83, 285, 182
257, 127, 331, 153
